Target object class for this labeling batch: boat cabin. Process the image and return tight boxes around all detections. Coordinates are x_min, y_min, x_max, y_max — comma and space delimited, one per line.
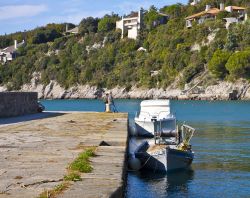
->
138, 100, 172, 120
135, 100, 177, 137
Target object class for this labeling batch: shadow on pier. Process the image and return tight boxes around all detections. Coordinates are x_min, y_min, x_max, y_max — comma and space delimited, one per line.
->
0, 112, 65, 126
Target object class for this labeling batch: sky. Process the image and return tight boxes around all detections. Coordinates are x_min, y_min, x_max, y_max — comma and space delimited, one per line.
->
0, 0, 188, 35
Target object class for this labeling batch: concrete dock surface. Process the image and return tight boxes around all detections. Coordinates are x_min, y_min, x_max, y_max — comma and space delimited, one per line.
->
0, 112, 128, 198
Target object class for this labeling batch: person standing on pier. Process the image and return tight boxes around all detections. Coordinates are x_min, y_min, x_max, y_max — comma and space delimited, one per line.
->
103, 92, 117, 112
103, 93, 109, 112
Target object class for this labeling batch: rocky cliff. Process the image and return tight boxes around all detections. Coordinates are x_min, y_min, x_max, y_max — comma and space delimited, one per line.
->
1, 80, 250, 101
1, 72, 250, 100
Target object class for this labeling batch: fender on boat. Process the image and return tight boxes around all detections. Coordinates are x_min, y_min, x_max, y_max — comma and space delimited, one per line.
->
128, 156, 141, 171
129, 125, 137, 136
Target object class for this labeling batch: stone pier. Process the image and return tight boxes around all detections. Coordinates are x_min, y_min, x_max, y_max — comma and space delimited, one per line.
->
0, 112, 128, 198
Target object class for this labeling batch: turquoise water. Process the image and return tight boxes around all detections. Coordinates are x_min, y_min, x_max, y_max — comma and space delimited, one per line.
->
41, 99, 250, 198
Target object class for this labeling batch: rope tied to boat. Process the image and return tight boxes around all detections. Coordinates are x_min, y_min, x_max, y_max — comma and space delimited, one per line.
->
127, 155, 152, 172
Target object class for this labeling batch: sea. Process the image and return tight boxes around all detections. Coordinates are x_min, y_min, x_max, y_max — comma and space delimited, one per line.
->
41, 99, 250, 198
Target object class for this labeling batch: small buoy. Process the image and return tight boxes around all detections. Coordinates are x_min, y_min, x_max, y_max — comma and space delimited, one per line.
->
129, 126, 137, 136
128, 157, 141, 171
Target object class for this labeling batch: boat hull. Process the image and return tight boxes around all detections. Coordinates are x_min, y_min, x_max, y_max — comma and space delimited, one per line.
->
134, 147, 194, 172
167, 149, 194, 171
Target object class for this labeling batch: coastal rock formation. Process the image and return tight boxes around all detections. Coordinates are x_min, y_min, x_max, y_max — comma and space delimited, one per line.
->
18, 79, 250, 100
21, 81, 98, 99
0, 86, 7, 92
0, 73, 249, 100
201, 80, 250, 100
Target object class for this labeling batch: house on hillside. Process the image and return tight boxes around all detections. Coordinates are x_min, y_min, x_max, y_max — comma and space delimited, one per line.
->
0, 40, 25, 64
116, 9, 143, 40
65, 24, 79, 35
224, 6, 248, 28
116, 8, 168, 40
185, 5, 221, 28
190, 0, 201, 6
185, 4, 248, 28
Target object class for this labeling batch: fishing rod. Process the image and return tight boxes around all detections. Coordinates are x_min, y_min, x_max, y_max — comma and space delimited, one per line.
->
112, 102, 118, 113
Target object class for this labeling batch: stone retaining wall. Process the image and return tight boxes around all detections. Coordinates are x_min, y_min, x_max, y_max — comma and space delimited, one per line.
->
0, 92, 38, 117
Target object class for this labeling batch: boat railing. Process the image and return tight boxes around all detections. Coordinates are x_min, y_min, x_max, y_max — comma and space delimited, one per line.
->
177, 124, 195, 151
181, 124, 195, 143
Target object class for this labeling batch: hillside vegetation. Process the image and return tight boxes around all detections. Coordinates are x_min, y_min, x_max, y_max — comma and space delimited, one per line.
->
0, 0, 250, 91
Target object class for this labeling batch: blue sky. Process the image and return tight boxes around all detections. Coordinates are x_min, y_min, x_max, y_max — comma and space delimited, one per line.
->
0, 0, 187, 35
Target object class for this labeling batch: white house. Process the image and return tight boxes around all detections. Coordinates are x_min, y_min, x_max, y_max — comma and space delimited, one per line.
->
223, 18, 239, 29
224, 6, 248, 28
0, 40, 25, 64
190, 0, 200, 6
116, 9, 143, 40
185, 5, 220, 28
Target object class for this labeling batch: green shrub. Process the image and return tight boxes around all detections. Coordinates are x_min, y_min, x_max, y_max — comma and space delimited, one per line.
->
182, 62, 204, 83
98, 14, 119, 32
225, 50, 250, 79
208, 49, 231, 79
79, 17, 99, 35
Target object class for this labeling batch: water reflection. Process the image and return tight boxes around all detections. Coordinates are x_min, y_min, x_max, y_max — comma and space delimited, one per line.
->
126, 169, 194, 198
191, 122, 250, 173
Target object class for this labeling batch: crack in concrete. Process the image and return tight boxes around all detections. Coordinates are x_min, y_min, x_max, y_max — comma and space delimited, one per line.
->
21, 178, 64, 188
0, 170, 7, 176
0, 183, 14, 194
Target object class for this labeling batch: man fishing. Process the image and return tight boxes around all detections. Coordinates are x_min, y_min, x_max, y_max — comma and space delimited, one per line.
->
103, 92, 118, 112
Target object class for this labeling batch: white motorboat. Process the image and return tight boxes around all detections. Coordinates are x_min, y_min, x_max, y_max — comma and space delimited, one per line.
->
134, 100, 176, 137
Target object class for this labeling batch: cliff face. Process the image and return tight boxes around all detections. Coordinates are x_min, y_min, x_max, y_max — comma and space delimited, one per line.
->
1, 80, 250, 100
1, 72, 249, 100
2, 78, 245, 100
